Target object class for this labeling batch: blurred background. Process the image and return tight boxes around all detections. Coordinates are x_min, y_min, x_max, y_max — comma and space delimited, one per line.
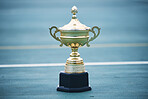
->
0, 0, 148, 64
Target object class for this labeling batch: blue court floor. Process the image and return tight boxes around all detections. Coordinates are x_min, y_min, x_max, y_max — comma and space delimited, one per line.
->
0, 64, 148, 99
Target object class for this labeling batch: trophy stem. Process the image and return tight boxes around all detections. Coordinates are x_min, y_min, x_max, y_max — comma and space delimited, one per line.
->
71, 47, 78, 52
70, 48, 79, 57
65, 47, 85, 73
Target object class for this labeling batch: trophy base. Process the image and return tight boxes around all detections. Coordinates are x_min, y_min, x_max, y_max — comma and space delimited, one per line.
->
57, 71, 91, 92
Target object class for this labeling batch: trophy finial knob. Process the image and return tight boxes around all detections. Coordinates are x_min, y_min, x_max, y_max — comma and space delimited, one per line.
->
71, 6, 78, 19
71, 6, 78, 15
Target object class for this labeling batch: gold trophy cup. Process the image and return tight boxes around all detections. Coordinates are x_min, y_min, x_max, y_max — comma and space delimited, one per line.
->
49, 6, 100, 92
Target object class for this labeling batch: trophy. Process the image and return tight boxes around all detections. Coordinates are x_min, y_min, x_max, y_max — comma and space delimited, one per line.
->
49, 6, 101, 92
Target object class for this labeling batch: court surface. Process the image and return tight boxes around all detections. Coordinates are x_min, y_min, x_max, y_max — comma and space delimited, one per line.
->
0, 0, 148, 99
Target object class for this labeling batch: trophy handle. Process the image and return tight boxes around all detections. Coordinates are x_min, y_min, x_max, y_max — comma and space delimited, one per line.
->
86, 26, 101, 47
49, 26, 63, 47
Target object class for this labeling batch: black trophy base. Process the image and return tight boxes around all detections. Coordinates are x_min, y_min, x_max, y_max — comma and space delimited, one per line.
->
57, 71, 91, 92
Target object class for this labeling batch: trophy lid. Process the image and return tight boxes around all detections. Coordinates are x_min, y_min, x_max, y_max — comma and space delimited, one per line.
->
59, 6, 90, 31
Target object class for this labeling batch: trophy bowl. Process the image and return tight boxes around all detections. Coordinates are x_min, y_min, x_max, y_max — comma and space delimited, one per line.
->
49, 6, 101, 92
60, 30, 89, 48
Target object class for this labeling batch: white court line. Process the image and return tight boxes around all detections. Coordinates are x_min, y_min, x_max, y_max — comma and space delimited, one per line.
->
0, 61, 148, 68
0, 43, 148, 50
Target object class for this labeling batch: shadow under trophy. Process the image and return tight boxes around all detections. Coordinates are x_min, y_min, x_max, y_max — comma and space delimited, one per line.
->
49, 6, 101, 92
